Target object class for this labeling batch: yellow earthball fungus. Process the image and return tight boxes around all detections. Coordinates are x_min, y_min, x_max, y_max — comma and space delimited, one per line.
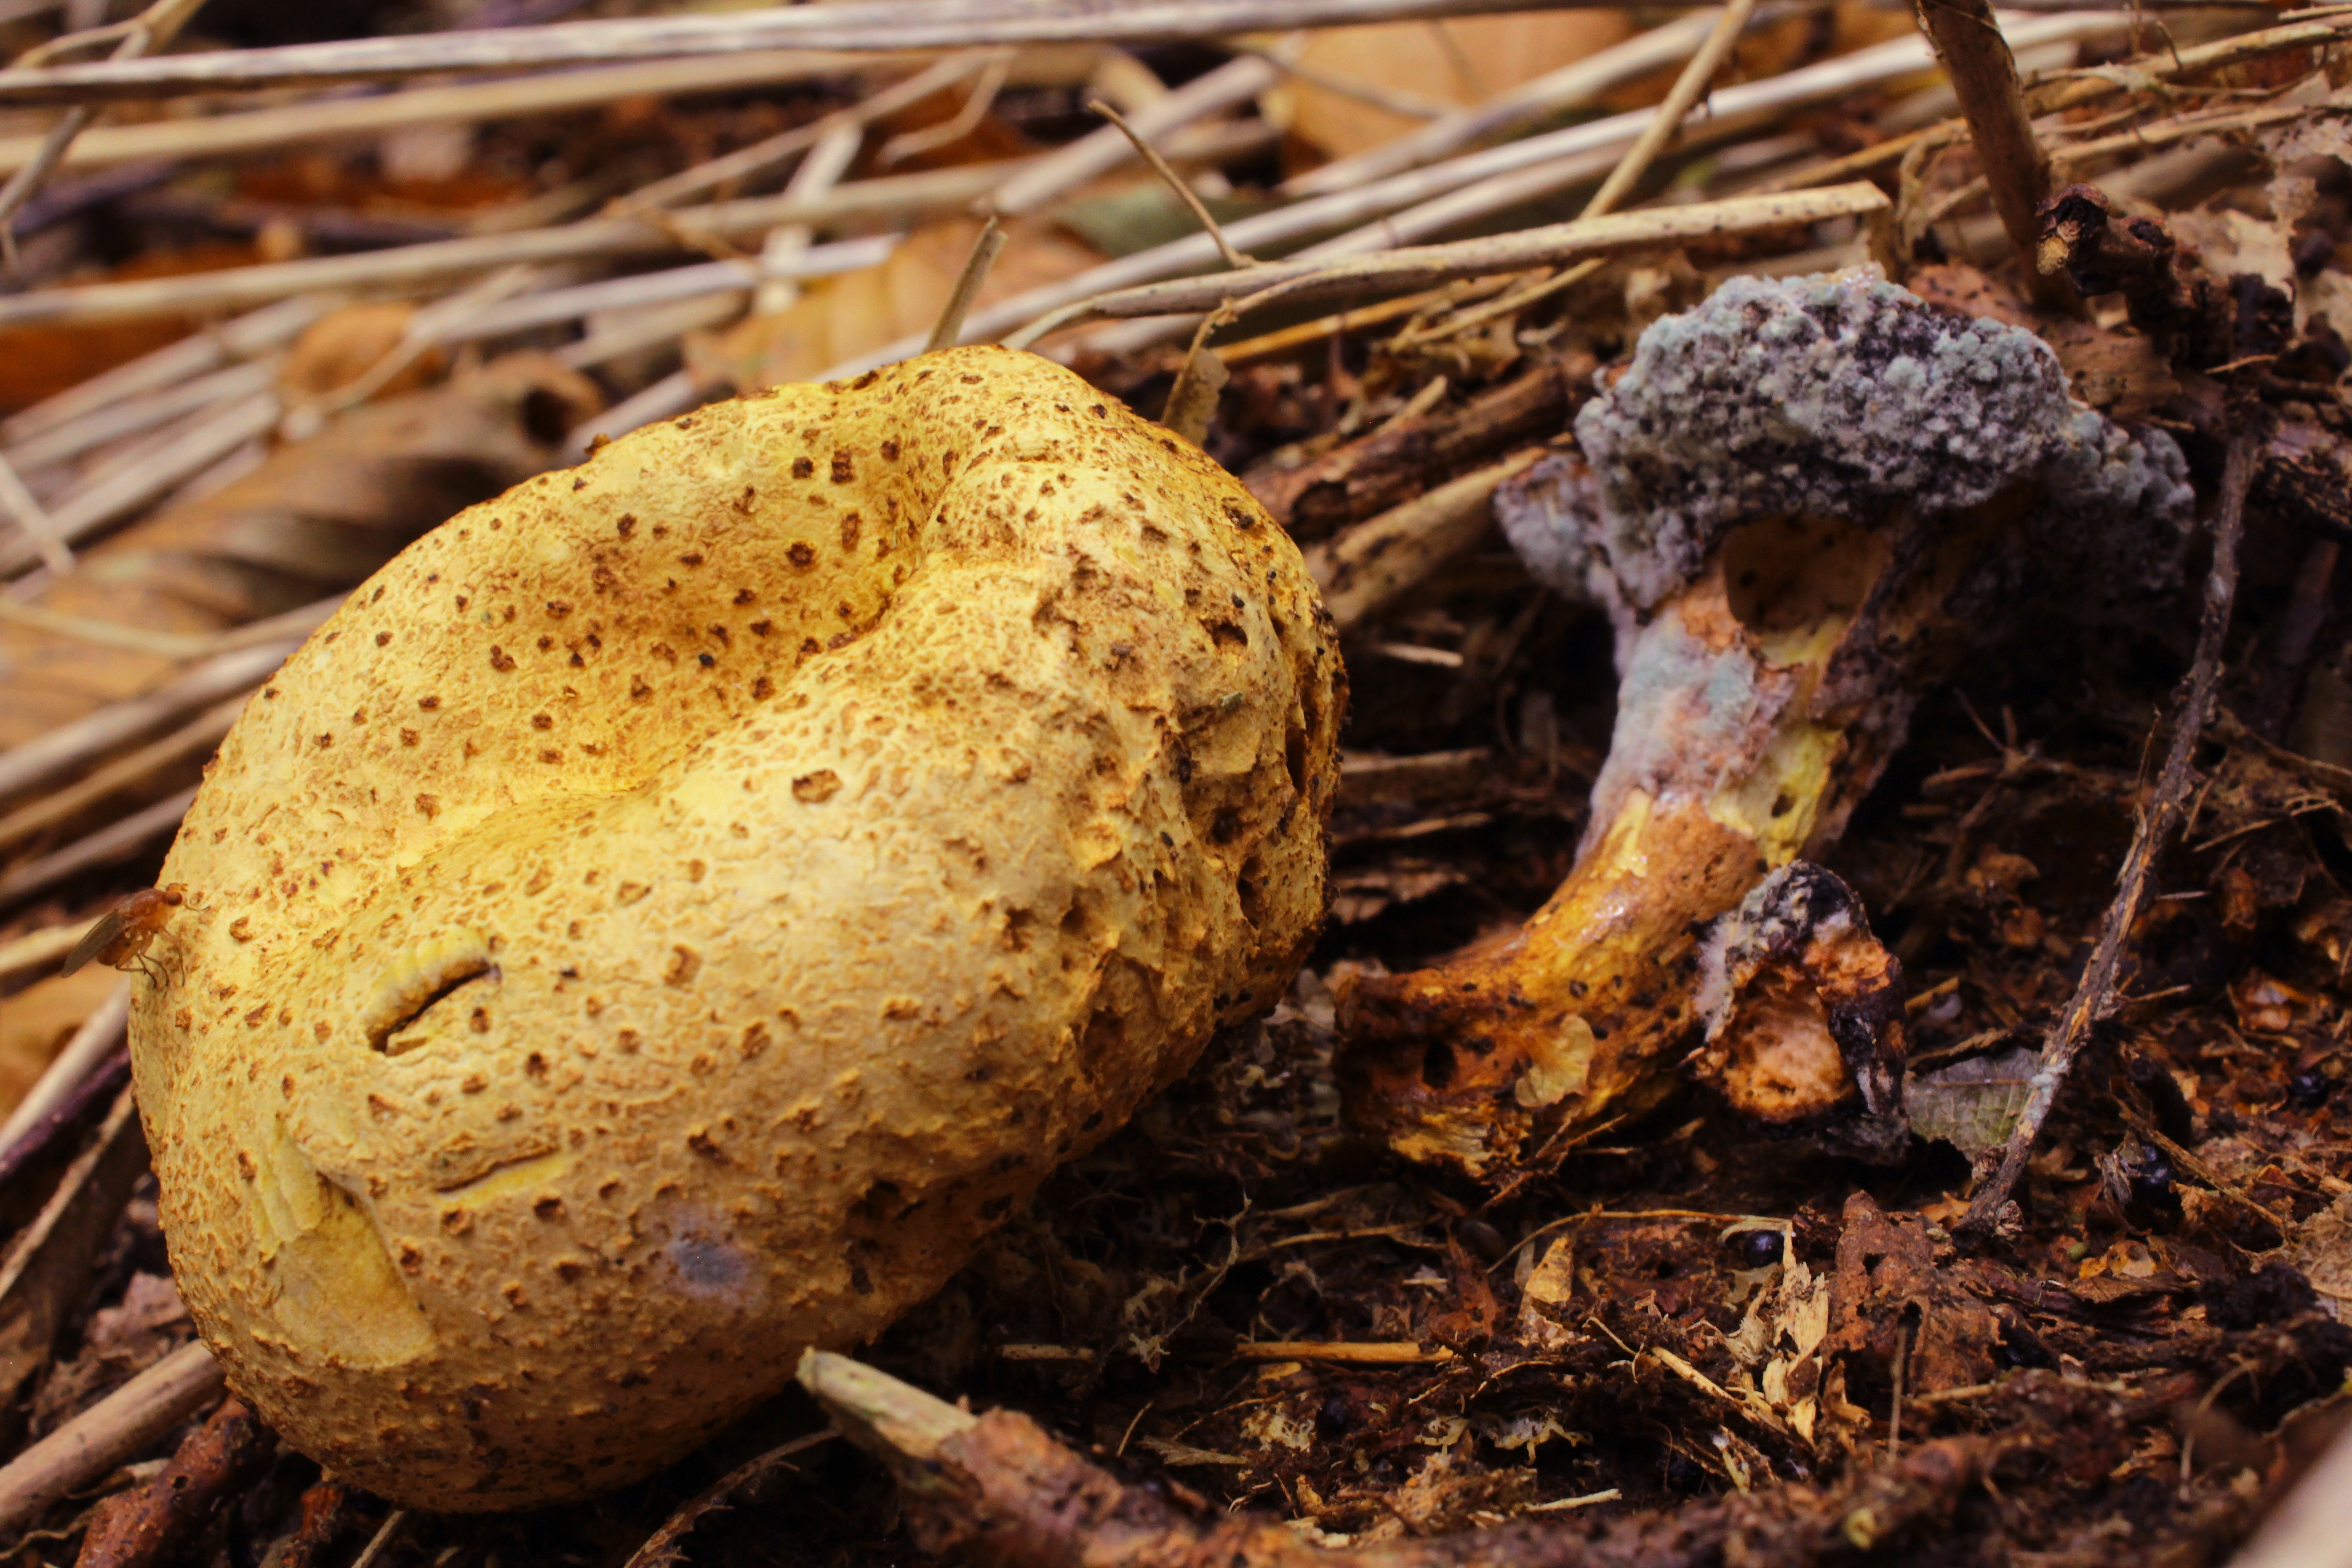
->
129, 347, 1343, 1510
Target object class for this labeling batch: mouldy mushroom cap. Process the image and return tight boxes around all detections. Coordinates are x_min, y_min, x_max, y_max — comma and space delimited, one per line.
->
130, 347, 1344, 1511
1502, 269, 2197, 619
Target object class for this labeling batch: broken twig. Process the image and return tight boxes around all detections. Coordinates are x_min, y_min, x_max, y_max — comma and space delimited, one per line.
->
1958, 419, 2255, 1240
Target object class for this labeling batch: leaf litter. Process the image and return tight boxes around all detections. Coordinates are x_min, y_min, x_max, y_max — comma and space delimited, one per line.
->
5, 1, 2352, 1565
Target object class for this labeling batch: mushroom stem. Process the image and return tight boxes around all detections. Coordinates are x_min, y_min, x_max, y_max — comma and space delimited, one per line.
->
1336, 270, 2195, 1181
1339, 510, 1944, 1174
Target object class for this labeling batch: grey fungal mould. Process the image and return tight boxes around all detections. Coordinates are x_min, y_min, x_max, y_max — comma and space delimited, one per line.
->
1501, 267, 2195, 625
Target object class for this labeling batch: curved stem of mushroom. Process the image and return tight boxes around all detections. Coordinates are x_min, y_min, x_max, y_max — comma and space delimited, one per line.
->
1340, 505, 2004, 1179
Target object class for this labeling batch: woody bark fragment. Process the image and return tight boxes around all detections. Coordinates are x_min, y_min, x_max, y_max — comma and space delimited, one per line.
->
797, 1349, 1989, 1568
1338, 271, 2195, 1181
73, 1396, 272, 1568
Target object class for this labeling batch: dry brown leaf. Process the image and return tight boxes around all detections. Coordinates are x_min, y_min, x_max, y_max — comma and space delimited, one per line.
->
0, 243, 274, 415
697, 215, 1101, 392
0, 967, 119, 1119
274, 301, 445, 402
1283, 15, 1634, 160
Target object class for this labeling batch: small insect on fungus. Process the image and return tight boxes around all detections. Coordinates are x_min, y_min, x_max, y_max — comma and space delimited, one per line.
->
62, 885, 189, 980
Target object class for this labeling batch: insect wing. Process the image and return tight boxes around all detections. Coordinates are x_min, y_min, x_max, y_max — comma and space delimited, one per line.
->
61, 910, 127, 977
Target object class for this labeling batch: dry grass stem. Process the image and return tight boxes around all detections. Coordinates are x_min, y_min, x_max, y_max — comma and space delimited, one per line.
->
0, 0, 1719, 105
0, 639, 291, 802
1009, 183, 1889, 341
0, 450, 69, 575
0, 921, 91, 989
926, 216, 1008, 353
1088, 97, 1256, 269
0, 694, 241, 857
0, 1340, 222, 1536
5, 358, 276, 474
1285, 10, 1721, 196
1052, 9, 2125, 363
0, 50, 924, 179
0, 982, 125, 1153
617, 52, 1000, 212
0, 163, 1012, 328
990, 52, 1279, 217
0, 391, 278, 572
0, 296, 320, 446
0, 784, 197, 907
0, 0, 207, 242
1399, 0, 1762, 348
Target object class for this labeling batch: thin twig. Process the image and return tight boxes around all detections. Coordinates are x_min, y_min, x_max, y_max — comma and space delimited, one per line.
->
0, 1340, 222, 1537
618, 52, 996, 212
1957, 419, 2256, 1241
1915, 0, 2068, 305
1397, 0, 1761, 347
0, 0, 1784, 105
926, 216, 1007, 353
990, 51, 1280, 217
1087, 97, 1255, 269
0, 449, 69, 574
1004, 183, 1889, 343
0, 0, 208, 250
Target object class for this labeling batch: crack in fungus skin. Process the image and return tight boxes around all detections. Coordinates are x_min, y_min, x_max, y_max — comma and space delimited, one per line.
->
128, 347, 1345, 1512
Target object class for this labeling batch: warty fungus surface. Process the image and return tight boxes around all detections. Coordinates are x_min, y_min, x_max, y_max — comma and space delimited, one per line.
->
128, 346, 1345, 1510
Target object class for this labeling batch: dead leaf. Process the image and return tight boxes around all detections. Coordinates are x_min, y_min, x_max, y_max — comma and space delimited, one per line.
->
1283, 14, 1634, 160
0, 967, 121, 1121
275, 301, 444, 403
2279, 1191, 2352, 1319
1908, 1046, 2037, 1154
701, 215, 1099, 393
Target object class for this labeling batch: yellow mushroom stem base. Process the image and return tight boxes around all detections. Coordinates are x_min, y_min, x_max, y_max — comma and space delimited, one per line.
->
1337, 505, 2001, 1181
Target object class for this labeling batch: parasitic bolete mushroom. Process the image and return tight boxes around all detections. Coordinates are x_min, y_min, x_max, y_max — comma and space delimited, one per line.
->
1339, 270, 2191, 1180
130, 347, 1344, 1509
